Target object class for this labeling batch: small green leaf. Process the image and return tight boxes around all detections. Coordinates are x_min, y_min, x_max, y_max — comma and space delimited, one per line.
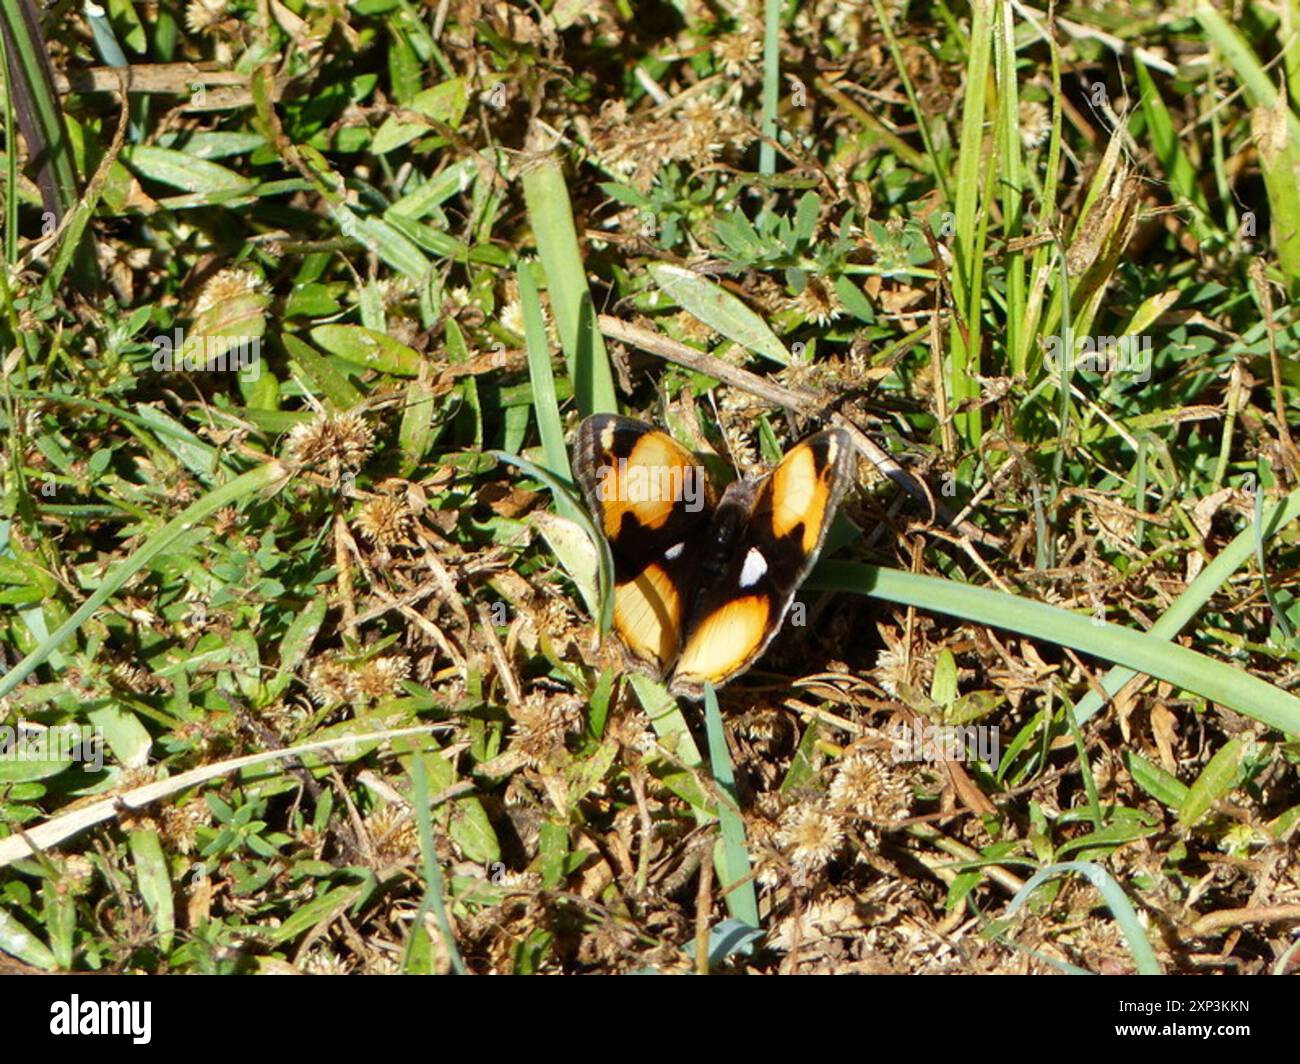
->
398, 375, 437, 475
834, 275, 875, 322
283, 334, 364, 410
931, 648, 958, 706
129, 828, 176, 952
538, 820, 569, 889
1179, 736, 1253, 830
268, 885, 363, 945
0, 906, 56, 971
449, 798, 500, 865
780, 720, 823, 793
1126, 751, 1189, 809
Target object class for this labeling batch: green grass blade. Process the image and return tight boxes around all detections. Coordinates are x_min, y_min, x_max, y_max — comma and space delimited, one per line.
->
871, 0, 949, 200
489, 449, 613, 635
405, 751, 467, 974
0, 0, 97, 287
0, 23, 18, 266
1005, 861, 1162, 974
1133, 60, 1211, 236
994, 0, 1025, 373
1072, 485, 1300, 725
521, 152, 617, 417
1196, 5, 1300, 138
808, 562, 1300, 735
0, 460, 291, 700
759, 0, 780, 175
703, 682, 760, 930
629, 673, 711, 814
949, 0, 994, 450
519, 263, 574, 507
0, 2, 80, 216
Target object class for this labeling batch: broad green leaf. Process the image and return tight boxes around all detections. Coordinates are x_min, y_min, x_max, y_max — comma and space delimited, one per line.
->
565, 738, 619, 813
531, 511, 600, 623
129, 828, 175, 952
538, 819, 568, 890
310, 324, 421, 376
648, 263, 790, 365
265, 595, 327, 702
123, 145, 256, 194
86, 705, 151, 770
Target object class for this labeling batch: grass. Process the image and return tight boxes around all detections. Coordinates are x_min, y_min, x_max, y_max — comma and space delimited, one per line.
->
0, 0, 1298, 976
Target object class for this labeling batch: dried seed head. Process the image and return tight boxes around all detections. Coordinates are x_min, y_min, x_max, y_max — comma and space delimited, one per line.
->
712, 32, 760, 77
499, 298, 526, 339
354, 656, 411, 701
776, 802, 844, 885
792, 276, 843, 326
285, 413, 375, 474
160, 799, 213, 855
193, 268, 263, 314
737, 706, 790, 751
109, 662, 157, 695
266, 700, 312, 740
1019, 100, 1052, 150
367, 802, 418, 864
676, 95, 742, 166
306, 659, 357, 705
829, 747, 912, 823
211, 506, 242, 537
301, 948, 352, 975
511, 692, 582, 767
184, 0, 229, 34
60, 854, 96, 894
355, 495, 412, 548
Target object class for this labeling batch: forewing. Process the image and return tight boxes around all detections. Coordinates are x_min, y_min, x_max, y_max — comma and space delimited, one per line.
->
669, 428, 854, 698
573, 415, 717, 674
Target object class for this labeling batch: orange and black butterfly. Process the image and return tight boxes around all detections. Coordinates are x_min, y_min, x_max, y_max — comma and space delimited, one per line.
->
572, 414, 855, 700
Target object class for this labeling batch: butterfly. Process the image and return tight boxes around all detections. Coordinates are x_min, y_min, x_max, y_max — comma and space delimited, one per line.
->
572, 414, 855, 700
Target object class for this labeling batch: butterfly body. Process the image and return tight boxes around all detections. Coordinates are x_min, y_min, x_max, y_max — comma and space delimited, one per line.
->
573, 414, 855, 700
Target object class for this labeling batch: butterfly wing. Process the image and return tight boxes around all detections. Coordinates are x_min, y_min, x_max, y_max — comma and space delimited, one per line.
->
573, 415, 718, 676
669, 428, 855, 700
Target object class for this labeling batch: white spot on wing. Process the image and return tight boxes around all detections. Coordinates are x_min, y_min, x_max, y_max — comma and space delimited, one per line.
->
739, 547, 768, 588
664, 542, 684, 560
